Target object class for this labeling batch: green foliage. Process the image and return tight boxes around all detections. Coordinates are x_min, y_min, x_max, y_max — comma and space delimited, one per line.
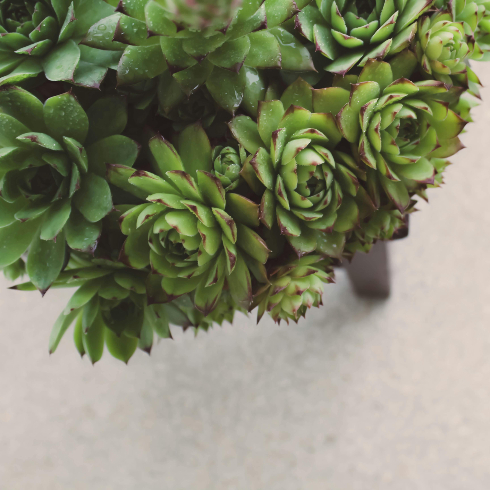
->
0, 0, 483, 363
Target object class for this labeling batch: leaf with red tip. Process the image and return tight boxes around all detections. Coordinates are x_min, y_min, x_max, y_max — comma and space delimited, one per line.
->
212, 208, 237, 243
236, 223, 270, 264
228, 253, 253, 310
177, 123, 212, 178
226, 193, 260, 227
197, 171, 225, 209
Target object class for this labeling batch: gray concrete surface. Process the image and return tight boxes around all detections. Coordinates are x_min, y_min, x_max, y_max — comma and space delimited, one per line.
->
1, 63, 490, 490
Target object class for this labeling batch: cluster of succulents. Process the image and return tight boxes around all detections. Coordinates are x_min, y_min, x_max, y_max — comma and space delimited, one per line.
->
0, 0, 484, 363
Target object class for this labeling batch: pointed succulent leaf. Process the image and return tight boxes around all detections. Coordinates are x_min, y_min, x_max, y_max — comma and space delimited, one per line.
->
26, 229, 66, 293
40, 200, 72, 241
212, 208, 237, 243
105, 328, 138, 363
73, 173, 112, 223
117, 45, 167, 85
86, 96, 127, 145
43, 40, 80, 82
228, 116, 263, 154
44, 93, 89, 144
0, 218, 40, 268
226, 194, 260, 227
48, 309, 80, 354
197, 171, 226, 209
65, 210, 102, 253
82, 311, 105, 364
148, 134, 184, 177
228, 253, 252, 310
177, 123, 212, 178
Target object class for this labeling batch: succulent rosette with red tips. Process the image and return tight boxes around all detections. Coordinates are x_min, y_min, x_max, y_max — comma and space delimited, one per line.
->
0, 0, 485, 364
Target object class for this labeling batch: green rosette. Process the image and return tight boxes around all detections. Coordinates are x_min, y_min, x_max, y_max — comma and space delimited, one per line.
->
335, 60, 467, 212
107, 123, 271, 314
0, 0, 119, 86
0, 85, 139, 293
228, 78, 361, 258
252, 254, 335, 323
296, 0, 434, 75
83, 0, 315, 114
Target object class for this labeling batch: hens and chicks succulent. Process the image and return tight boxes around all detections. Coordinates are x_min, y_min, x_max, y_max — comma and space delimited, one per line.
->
0, 0, 483, 363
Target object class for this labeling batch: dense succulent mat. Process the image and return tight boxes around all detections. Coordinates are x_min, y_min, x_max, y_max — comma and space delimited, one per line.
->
0, 0, 485, 363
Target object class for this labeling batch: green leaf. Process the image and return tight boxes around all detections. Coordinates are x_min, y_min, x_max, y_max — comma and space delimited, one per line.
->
17, 132, 63, 151
0, 86, 45, 133
257, 100, 285, 149
312, 87, 350, 115
87, 135, 140, 177
82, 295, 99, 333
73, 173, 112, 223
73, 313, 85, 357
270, 27, 315, 71
236, 223, 269, 263
40, 199, 72, 240
44, 93, 89, 144
106, 165, 150, 199
205, 67, 246, 114
0, 197, 28, 228
228, 253, 252, 310
26, 229, 66, 293
48, 309, 79, 354
194, 276, 225, 315
0, 114, 30, 147
42, 40, 80, 81
85, 96, 127, 145
315, 231, 345, 259
246, 31, 282, 68
82, 311, 105, 364
145, 304, 172, 338
120, 219, 152, 268
117, 44, 167, 85
148, 134, 183, 177
226, 193, 260, 227
197, 171, 226, 209
228, 115, 263, 154
73, 61, 108, 89
65, 209, 102, 252
333, 197, 359, 232
64, 279, 103, 314
63, 137, 88, 173
177, 123, 212, 178
208, 36, 250, 70
0, 59, 43, 86
280, 78, 313, 112
105, 329, 138, 363
0, 218, 39, 268
379, 174, 410, 211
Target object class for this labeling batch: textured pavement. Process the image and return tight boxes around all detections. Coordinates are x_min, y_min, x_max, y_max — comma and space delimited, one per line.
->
0, 63, 490, 490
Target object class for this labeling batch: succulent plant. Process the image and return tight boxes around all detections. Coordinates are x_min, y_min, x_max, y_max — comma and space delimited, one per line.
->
212, 144, 246, 191
335, 60, 466, 211
83, 0, 315, 113
252, 254, 335, 323
345, 205, 407, 254
228, 78, 359, 258
151, 0, 244, 30
107, 123, 271, 313
0, 86, 139, 292
0, 0, 483, 364
0, 0, 119, 87
295, 0, 434, 75
435, 0, 490, 60
415, 10, 470, 85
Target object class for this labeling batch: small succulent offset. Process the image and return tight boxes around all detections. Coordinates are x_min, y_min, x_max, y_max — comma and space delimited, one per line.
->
0, 0, 485, 364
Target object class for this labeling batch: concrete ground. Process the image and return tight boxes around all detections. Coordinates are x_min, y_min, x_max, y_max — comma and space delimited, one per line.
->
1, 63, 490, 490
